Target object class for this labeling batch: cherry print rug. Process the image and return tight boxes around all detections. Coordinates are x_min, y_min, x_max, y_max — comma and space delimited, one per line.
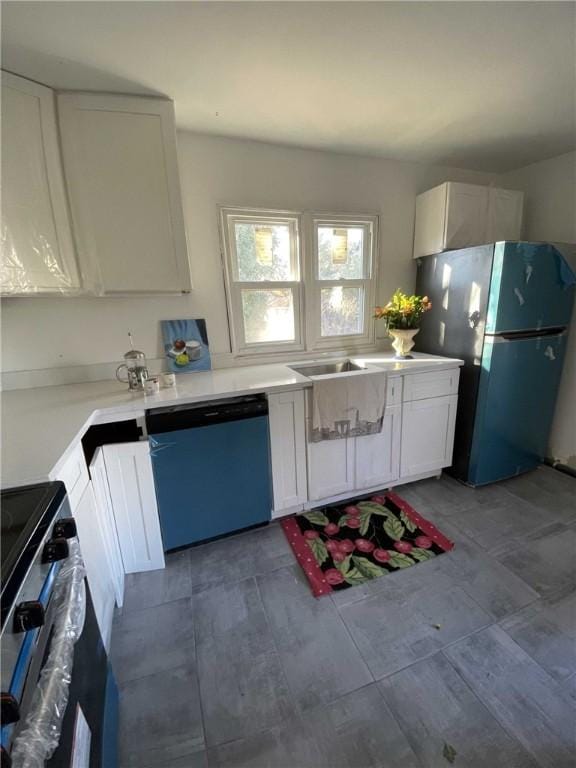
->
281, 491, 454, 597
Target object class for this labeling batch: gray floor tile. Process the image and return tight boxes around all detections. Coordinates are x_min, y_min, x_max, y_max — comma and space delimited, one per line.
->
330, 547, 452, 609
445, 626, 576, 768
207, 715, 322, 768
257, 565, 373, 710
119, 665, 204, 768
111, 598, 194, 684
380, 653, 539, 768
305, 683, 420, 768
340, 584, 491, 679
154, 752, 207, 768
401, 474, 504, 516
119, 550, 192, 614
500, 591, 576, 681
435, 524, 540, 620
502, 466, 576, 525
188, 523, 294, 592
193, 577, 296, 747
493, 526, 576, 600
441, 494, 552, 555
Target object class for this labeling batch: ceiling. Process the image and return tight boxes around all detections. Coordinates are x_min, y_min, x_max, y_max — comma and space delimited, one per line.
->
2, 1, 575, 172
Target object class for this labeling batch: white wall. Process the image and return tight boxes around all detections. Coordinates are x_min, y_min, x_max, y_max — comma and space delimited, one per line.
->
500, 150, 576, 467
1, 132, 496, 374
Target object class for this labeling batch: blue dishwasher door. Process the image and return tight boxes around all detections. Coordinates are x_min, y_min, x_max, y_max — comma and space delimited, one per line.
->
149, 415, 272, 550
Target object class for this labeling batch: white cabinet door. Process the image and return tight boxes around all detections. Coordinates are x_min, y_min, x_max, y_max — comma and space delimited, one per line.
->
355, 405, 401, 489
444, 182, 489, 250
89, 448, 125, 607
268, 390, 307, 516
400, 395, 458, 478
307, 431, 355, 501
74, 483, 116, 650
1, 72, 79, 295
102, 441, 165, 573
57, 93, 191, 295
486, 188, 524, 242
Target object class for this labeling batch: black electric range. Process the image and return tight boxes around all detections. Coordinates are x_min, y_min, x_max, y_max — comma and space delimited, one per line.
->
1, 481, 68, 629
0, 482, 118, 768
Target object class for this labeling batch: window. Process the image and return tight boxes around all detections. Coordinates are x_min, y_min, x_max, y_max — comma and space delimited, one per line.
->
220, 207, 377, 355
309, 216, 376, 347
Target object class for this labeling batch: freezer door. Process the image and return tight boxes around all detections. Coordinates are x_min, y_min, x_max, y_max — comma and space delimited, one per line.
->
468, 332, 567, 485
486, 242, 575, 333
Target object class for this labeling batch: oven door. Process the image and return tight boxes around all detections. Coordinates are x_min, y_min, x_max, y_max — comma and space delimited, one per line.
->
8, 546, 118, 768
47, 586, 117, 768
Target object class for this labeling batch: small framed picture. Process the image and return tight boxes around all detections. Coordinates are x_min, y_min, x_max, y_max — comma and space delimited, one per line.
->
161, 319, 211, 373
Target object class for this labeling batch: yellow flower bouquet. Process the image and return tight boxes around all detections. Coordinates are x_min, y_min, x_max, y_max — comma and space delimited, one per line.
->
374, 289, 432, 330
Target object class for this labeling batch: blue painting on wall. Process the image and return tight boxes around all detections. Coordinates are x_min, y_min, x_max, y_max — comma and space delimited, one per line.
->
161, 319, 212, 373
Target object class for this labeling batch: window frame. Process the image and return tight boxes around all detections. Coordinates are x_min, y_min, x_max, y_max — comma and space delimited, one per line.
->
305, 213, 378, 351
220, 207, 305, 355
220, 206, 379, 357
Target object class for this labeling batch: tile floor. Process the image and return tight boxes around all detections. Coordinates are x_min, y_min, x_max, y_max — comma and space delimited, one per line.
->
111, 465, 576, 768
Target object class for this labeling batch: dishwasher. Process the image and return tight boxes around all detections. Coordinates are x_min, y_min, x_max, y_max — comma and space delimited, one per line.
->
146, 394, 272, 551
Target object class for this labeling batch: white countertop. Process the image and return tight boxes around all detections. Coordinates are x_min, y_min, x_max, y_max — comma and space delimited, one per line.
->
1, 352, 462, 488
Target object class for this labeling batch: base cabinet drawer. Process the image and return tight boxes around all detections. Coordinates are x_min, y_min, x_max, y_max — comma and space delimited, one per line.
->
403, 368, 459, 402
50, 442, 89, 510
400, 395, 458, 477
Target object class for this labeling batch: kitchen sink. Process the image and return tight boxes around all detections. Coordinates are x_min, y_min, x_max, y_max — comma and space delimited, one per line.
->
290, 360, 366, 377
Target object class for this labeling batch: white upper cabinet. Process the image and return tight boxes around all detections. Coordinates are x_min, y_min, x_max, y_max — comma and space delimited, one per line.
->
413, 182, 523, 259
486, 187, 524, 243
1, 72, 80, 295
57, 93, 191, 295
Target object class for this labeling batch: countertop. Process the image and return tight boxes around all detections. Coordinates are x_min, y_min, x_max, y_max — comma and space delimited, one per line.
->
2, 352, 463, 488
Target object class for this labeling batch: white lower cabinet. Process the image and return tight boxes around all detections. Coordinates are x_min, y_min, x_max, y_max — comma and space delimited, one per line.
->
355, 405, 401, 489
304, 367, 461, 506
268, 390, 308, 516
400, 394, 458, 477
307, 431, 356, 501
99, 441, 165, 574
74, 482, 116, 651
89, 448, 125, 607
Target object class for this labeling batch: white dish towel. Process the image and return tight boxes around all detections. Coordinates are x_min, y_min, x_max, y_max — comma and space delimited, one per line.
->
311, 371, 387, 442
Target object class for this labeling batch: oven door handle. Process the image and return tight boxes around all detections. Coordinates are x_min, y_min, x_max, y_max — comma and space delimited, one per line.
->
5, 563, 61, 709
9, 539, 86, 768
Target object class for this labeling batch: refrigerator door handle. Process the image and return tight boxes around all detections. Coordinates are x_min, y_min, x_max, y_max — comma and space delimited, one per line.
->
487, 327, 566, 342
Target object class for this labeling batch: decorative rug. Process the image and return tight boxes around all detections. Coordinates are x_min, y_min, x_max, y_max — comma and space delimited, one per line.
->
281, 491, 454, 597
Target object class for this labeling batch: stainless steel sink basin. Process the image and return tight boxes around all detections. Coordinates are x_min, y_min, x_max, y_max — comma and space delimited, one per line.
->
290, 360, 366, 377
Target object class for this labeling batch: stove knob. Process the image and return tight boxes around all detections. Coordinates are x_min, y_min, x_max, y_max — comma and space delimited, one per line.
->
0, 745, 12, 768
53, 518, 77, 539
13, 600, 45, 633
42, 537, 69, 563
1, 692, 20, 725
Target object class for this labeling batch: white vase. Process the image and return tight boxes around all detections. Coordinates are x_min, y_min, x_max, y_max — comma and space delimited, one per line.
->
389, 328, 419, 359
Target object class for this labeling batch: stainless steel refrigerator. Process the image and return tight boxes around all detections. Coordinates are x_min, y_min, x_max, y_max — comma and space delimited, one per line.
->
415, 241, 575, 486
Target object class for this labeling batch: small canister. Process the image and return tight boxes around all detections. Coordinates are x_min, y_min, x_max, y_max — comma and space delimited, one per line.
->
144, 377, 160, 395
161, 372, 176, 388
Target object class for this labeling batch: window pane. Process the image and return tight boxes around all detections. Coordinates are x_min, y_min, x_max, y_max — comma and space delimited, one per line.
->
317, 226, 364, 280
241, 288, 295, 344
234, 222, 294, 281
320, 286, 364, 337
